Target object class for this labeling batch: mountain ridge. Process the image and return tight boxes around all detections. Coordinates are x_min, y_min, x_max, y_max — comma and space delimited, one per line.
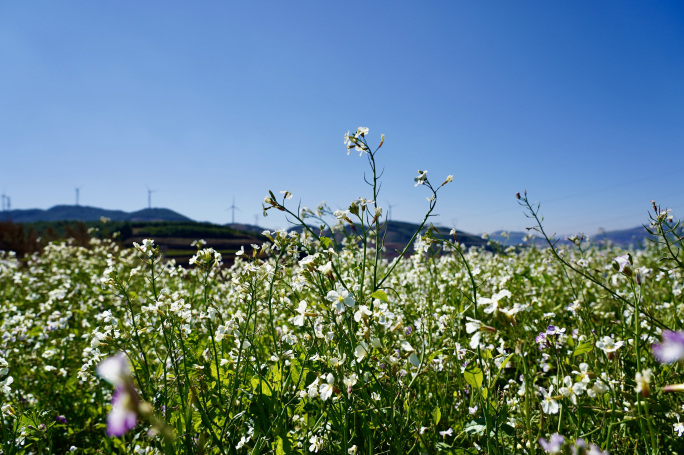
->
1, 205, 192, 223
0, 205, 658, 247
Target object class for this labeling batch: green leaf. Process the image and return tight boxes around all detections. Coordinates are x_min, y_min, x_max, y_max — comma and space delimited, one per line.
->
320, 237, 333, 249
463, 365, 484, 389
251, 375, 275, 396
464, 418, 487, 436
572, 341, 594, 357
275, 435, 292, 455
370, 290, 389, 303
432, 406, 442, 425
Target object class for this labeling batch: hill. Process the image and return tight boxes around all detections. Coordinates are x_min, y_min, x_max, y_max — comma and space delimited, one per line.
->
1, 205, 192, 223
488, 225, 664, 248
225, 223, 266, 234
288, 220, 488, 254
0, 218, 265, 267
593, 226, 655, 246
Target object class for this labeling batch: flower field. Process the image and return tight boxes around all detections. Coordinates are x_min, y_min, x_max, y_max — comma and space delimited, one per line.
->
1, 129, 683, 454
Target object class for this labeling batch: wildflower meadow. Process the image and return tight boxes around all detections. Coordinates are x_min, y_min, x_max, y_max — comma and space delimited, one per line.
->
2, 128, 684, 454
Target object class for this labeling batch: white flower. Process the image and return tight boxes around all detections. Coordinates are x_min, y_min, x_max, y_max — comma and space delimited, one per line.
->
414, 170, 428, 186
587, 379, 609, 398
344, 373, 358, 393
0, 376, 13, 395
469, 331, 482, 349
401, 340, 415, 352
309, 434, 323, 452
318, 261, 333, 275
540, 386, 559, 414
613, 254, 633, 275
571, 363, 591, 385
465, 317, 481, 333
559, 376, 582, 405
97, 352, 130, 386
307, 378, 320, 399
293, 301, 308, 327
439, 427, 453, 437
354, 341, 370, 362
354, 305, 372, 322
479, 289, 512, 315
327, 287, 355, 312
328, 355, 346, 368
596, 336, 624, 355
333, 210, 349, 220
236, 434, 251, 450
319, 373, 335, 401
635, 369, 652, 396
674, 421, 684, 437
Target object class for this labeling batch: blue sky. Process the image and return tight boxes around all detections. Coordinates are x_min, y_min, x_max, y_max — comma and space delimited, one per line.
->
1, 1, 682, 235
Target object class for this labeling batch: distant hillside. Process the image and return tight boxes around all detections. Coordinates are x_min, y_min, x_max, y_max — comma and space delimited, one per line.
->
225, 223, 266, 234
1, 205, 192, 223
125, 208, 192, 222
488, 231, 544, 247
489, 226, 663, 248
288, 220, 488, 254
594, 226, 656, 246
0, 218, 265, 267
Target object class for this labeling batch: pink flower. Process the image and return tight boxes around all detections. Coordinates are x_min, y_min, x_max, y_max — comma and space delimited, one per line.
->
539, 433, 564, 453
652, 331, 684, 364
97, 353, 139, 437
106, 387, 138, 437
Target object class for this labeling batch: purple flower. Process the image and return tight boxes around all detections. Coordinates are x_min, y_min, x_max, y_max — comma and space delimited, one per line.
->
106, 387, 138, 437
97, 353, 139, 438
536, 332, 549, 350
546, 326, 566, 336
539, 433, 565, 453
55, 415, 67, 424
652, 331, 684, 364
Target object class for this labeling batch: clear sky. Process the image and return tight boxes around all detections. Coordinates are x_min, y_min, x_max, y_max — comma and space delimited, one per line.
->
1, 1, 682, 236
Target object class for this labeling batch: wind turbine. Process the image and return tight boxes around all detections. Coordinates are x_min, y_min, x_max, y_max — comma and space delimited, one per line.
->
75, 186, 81, 206
228, 197, 240, 224
146, 186, 156, 210
387, 201, 398, 221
